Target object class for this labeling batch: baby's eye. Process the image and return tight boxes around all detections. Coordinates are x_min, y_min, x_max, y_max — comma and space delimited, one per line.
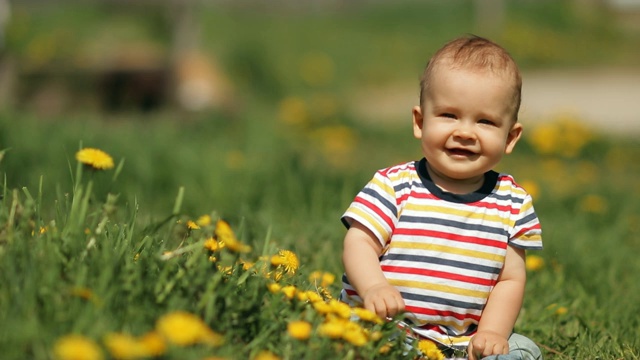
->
478, 119, 495, 125
440, 113, 456, 119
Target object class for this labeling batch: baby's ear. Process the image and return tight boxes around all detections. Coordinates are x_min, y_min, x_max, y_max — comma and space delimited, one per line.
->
505, 122, 523, 154
412, 106, 424, 139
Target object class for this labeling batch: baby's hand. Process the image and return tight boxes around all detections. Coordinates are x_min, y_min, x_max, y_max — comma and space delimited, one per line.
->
467, 330, 509, 360
361, 283, 405, 319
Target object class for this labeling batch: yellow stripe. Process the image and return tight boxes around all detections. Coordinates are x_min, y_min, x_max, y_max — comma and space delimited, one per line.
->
516, 233, 541, 242
403, 203, 510, 225
408, 318, 478, 336
390, 241, 505, 262
497, 182, 526, 195
371, 177, 395, 197
430, 333, 472, 345
389, 278, 490, 299
520, 200, 534, 213
348, 206, 388, 239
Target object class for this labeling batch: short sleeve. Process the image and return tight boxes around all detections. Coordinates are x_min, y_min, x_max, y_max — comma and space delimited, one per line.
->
341, 171, 398, 247
509, 194, 543, 250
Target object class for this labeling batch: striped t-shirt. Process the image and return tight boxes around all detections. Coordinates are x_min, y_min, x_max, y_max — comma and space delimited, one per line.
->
341, 158, 542, 348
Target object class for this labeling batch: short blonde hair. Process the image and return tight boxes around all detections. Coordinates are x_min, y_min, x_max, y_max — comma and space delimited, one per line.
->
419, 35, 522, 121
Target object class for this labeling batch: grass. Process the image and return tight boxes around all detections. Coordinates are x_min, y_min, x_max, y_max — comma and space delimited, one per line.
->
1, 109, 640, 359
2, 2, 640, 359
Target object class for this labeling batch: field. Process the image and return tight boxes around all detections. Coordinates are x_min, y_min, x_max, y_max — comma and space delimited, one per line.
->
1, 2, 640, 359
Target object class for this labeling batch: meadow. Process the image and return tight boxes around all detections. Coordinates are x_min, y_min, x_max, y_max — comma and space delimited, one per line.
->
2, 1, 640, 359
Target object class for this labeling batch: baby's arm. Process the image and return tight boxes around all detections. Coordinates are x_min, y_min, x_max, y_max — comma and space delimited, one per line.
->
342, 221, 405, 319
468, 244, 527, 360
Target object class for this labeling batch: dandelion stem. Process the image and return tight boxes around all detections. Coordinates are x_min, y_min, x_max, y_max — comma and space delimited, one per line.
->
172, 187, 185, 215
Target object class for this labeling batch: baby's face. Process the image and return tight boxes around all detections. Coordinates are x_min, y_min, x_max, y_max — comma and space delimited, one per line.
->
413, 66, 521, 192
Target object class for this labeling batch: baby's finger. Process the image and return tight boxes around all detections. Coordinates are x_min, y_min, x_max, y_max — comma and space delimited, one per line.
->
370, 298, 390, 319
470, 337, 486, 359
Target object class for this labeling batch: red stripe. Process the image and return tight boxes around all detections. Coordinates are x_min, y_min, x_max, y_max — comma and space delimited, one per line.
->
352, 196, 394, 230
381, 265, 495, 286
394, 228, 506, 249
405, 305, 480, 322
512, 223, 542, 239
469, 200, 519, 214
344, 289, 359, 297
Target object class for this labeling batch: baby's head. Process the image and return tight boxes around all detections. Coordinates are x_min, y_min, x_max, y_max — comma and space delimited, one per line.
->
419, 35, 522, 122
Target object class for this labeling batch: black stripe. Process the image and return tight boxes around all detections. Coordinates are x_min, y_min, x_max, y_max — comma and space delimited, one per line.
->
361, 187, 397, 217
400, 215, 509, 237
401, 291, 485, 311
381, 253, 502, 275
416, 158, 499, 203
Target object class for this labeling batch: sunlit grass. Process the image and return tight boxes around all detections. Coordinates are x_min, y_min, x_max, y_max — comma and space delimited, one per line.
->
1, 110, 640, 359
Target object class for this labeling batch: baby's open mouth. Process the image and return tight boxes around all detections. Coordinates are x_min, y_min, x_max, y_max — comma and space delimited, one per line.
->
447, 148, 476, 156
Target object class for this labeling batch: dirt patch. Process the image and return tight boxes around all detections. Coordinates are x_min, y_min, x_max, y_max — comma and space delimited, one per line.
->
349, 68, 640, 137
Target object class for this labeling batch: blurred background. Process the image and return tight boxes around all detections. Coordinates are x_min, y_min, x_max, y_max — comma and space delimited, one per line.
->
0, 0, 639, 219
1, 0, 639, 125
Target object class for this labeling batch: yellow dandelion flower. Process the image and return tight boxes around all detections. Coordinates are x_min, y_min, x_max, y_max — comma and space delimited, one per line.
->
519, 180, 540, 200
318, 321, 345, 339
579, 194, 608, 214
558, 115, 594, 158
555, 306, 568, 316
70, 287, 94, 301
271, 270, 284, 282
287, 320, 312, 341
76, 148, 114, 170
527, 122, 560, 155
309, 271, 323, 281
156, 311, 224, 347
310, 125, 357, 167
309, 271, 335, 287
240, 260, 255, 271
271, 250, 299, 275
281, 285, 297, 300
278, 96, 308, 126
53, 334, 104, 360
203, 238, 220, 252
215, 220, 251, 253
138, 331, 166, 357
417, 339, 445, 360
304, 290, 323, 303
186, 221, 200, 230
379, 343, 393, 354
369, 331, 383, 341
525, 255, 545, 272
267, 283, 281, 294
296, 291, 309, 302
328, 299, 352, 319
103, 333, 147, 360
321, 272, 335, 287
342, 327, 367, 347
253, 350, 280, 360
217, 265, 233, 275
196, 214, 212, 227
353, 307, 383, 324
312, 301, 332, 315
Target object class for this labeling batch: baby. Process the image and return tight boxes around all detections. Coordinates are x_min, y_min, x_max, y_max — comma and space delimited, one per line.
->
341, 35, 543, 360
